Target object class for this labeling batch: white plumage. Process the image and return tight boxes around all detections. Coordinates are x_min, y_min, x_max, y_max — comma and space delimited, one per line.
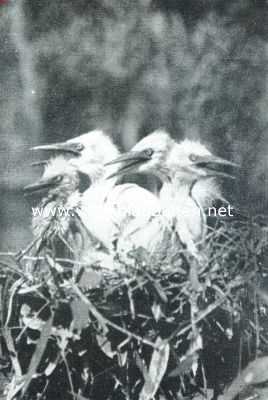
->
31, 130, 167, 267
32, 130, 120, 165
106, 130, 237, 257
24, 157, 86, 259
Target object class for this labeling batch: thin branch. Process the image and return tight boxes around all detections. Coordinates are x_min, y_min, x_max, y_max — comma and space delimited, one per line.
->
71, 283, 159, 350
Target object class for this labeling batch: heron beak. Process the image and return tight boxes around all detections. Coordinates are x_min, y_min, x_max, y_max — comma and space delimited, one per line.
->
23, 178, 57, 195
193, 155, 239, 179
30, 160, 49, 167
105, 151, 151, 178
31, 141, 81, 156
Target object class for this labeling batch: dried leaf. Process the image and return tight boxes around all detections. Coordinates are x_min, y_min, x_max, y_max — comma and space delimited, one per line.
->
151, 302, 162, 322
21, 313, 54, 397
96, 334, 115, 359
134, 351, 149, 379
139, 337, 170, 400
71, 393, 90, 400
53, 327, 73, 352
18, 283, 42, 294
70, 299, 90, 332
78, 269, 102, 290
20, 303, 46, 331
44, 361, 57, 377
151, 280, 168, 304
169, 332, 202, 378
168, 353, 199, 378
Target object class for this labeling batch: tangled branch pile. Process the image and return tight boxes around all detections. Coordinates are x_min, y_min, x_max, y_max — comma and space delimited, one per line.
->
0, 216, 268, 400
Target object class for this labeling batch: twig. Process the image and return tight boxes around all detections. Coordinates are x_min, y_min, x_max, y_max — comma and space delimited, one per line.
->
2, 327, 22, 379
61, 351, 75, 400
4, 278, 24, 328
167, 289, 231, 343
71, 283, 159, 350
58, 232, 75, 255
15, 235, 42, 261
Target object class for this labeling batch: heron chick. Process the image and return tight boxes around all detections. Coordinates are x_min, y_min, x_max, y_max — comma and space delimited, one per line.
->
24, 156, 91, 259
31, 130, 119, 169
106, 130, 238, 256
31, 130, 164, 267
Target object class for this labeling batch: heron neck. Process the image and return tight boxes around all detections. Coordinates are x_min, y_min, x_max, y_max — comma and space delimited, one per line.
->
160, 181, 193, 206
167, 176, 221, 208
88, 163, 118, 185
38, 188, 80, 209
160, 179, 201, 219
87, 164, 106, 184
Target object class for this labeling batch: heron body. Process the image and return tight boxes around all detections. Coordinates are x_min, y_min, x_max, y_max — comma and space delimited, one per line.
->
160, 180, 204, 252
103, 183, 168, 261
78, 173, 165, 263
78, 159, 169, 266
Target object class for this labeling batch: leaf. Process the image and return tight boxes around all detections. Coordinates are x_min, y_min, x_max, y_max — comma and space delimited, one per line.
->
21, 313, 54, 397
96, 334, 115, 359
71, 393, 90, 400
134, 351, 149, 379
20, 303, 46, 331
139, 337, 170, 400
44, 361, 57, 377
78, 269, 102, 290
53, 327, 73, 352
169, 332, 202, 378
70, 299, 90, 332
151, 302, 163, 322
6, 375, 24, 400
4, 326, 23, 400
151, 279, 168, 304
168, 353, 199, 378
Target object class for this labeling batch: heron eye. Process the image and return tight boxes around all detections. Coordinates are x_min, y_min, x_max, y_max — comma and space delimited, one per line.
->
74, 143, 84, 152
144, 148, 154, 158
189, 153, 198, 162
53, 175, 63, 184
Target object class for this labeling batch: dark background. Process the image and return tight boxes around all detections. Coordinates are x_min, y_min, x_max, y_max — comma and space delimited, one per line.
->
1, 0, 268, 251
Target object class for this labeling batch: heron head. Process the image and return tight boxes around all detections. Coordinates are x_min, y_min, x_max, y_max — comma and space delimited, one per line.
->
170, 140, 239, 182
105, 130, 175, 181
31, 130, 119, 165
24, 157, 90, 198
31, 139, 84, 158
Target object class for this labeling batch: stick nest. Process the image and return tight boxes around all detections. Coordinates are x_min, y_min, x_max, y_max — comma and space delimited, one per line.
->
0, 216, 268, 400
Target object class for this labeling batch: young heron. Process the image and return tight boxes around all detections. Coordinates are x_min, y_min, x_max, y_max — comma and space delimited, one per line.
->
105, 130, 238, 256
31, 130, 165, 266
24, 156, 92, 258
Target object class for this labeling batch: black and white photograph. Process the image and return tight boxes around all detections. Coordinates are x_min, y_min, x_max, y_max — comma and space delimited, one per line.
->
0, 1, 268, 399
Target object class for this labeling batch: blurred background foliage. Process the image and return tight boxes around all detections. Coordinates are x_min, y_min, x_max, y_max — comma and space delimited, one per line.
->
0, 0, 268, 250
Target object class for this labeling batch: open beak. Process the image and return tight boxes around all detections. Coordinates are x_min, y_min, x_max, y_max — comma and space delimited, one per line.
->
193, 155, 239, 179
30, 160, 49, 167
23, 178, 57, 195
31, 141, 81, 156
105, 151, 151, 178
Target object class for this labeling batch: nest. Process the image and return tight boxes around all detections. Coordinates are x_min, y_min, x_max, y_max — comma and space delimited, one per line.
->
0, 216, 268, 400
